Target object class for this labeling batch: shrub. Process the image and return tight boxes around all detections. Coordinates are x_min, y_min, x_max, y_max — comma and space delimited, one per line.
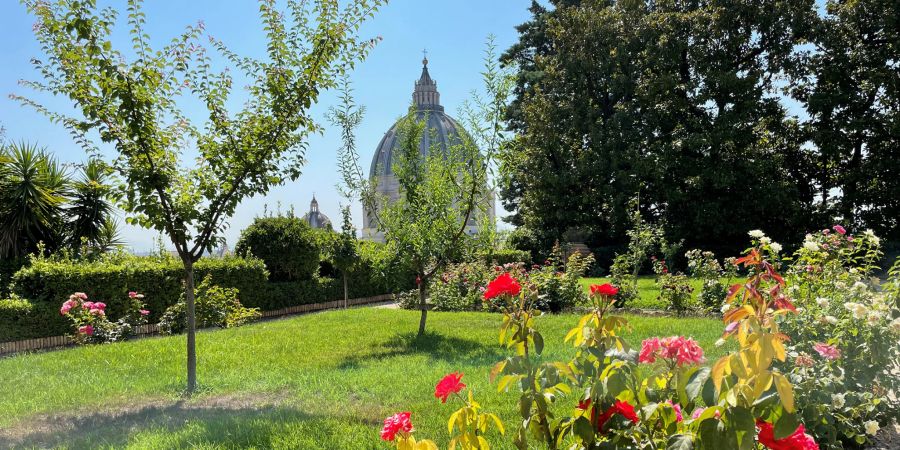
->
59, 291, 149, 344
779, 227, 899, 449
529, 250, 592, 312
429, 262, 493, 312
5, 253, 267, 340
234, 216, 319, 282
158, 274, 260, 334
477, 249, 531, 266
395, 289, 420, 310
393, 240, 807, 449
0, 258, 25, 296
651, 257, 694, 315
685, 249, 728, 312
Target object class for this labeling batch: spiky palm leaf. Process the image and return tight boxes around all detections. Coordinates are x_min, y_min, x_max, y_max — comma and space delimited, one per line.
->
0, 142, 68, 257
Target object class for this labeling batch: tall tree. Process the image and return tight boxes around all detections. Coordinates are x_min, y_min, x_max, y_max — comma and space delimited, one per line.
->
791, 0, 900, 239
500, 0, 818, 256
18, 0, 382, 394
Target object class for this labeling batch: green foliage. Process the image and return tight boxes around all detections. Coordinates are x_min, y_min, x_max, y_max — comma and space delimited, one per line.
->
5, 253, 267, 340
500, 0, 823, 254
0, 142, 68, 258
685, 249, 729, 313
0, 296, 39, 342
18, 0, 384, 391
158, 275, 260, 335
780, 228, 899, 448
477, 248, 531, 266
235, 215, 320, 282
331, 38, 511, 334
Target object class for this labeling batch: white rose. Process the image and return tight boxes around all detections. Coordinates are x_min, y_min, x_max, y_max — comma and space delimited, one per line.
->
864, 229, 881, 246
831, 393, 846, 408
853, 281, 867, 291
864, 420, 880, 436
748, 229, 765, 238
852, 303, 869, 320
760, 236, 772, 245
715, 338, 726, 347
721, 303, 732, 314
816, 297, 829, 308
770, 242, 782, 253
825, 315, 839, 325
803, 241, 819, 251
867, 312, 880, 325
889, 317, 900, 334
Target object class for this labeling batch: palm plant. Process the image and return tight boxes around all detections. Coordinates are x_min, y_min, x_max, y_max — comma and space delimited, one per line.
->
68, 158, 117, 252
0, 142, 68, 258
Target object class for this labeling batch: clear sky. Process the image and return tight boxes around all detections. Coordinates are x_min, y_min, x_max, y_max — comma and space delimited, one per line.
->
0, 0, 533, 252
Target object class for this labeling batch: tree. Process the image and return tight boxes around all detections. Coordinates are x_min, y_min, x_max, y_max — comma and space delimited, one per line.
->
499, 0, 818, 256
68, 158, 119, 255
332, 206, 358, 308
235, 215, 320, 282
331, 39, 511, 336
18, 0, 382, 394
0, 142, 68, 258
790, 0, 900, 239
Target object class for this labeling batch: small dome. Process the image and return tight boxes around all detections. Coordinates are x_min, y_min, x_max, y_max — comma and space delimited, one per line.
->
368, 58, 466, 179
302, 195, 332, 229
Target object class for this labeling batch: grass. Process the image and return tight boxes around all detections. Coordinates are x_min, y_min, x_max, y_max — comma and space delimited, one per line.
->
580, 276, 723, 310
0, 307, 729, 449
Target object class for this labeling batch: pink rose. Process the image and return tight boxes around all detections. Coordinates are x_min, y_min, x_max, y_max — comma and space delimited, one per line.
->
140, 309, 150, 316
129, 291, 138, 298
813, 342, 841, 360
78, 325, 94, 336
833, 225, 846, 235
60, 299, 78, 315
93, 302, 106, 311
82, 301, 94, 310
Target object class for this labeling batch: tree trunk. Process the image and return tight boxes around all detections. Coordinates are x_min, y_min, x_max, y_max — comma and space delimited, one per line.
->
183, 258, 197, 395
343, 271, 349, 309
417, 279, 427, 337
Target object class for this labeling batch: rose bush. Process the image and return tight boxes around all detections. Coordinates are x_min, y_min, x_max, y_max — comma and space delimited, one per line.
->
776, 226, 900, 449
60, 291, 149, 344
383, 236, 822, 449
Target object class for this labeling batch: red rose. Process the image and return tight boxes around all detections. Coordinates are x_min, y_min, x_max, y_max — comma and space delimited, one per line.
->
594, 400, 639, 431
380, 412, 414, 441
756, 419, 819, 450
483, 273, 522, 300
590, 283, 619, 297
434, 372, 466, 403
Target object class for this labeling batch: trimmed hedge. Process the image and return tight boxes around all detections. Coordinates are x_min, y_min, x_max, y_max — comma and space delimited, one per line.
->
6, 255, 268, 341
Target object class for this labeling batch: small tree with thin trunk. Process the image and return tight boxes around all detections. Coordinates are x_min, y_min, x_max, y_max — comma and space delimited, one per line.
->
332, 205, 358, 308
16, 0, 382, 394
331, 39, 511, 336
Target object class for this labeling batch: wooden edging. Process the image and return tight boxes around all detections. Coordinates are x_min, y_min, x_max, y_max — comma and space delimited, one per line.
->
0, 293, 395, 357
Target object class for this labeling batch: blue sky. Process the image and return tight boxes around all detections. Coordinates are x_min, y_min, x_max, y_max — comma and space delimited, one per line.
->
0, 0, 533, 252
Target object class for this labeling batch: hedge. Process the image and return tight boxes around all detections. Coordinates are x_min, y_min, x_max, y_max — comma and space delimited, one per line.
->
478, 249, 532, 266
5, 254, 268, 341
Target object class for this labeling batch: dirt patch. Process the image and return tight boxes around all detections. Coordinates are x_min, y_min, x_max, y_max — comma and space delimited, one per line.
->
0, 390, 293, 448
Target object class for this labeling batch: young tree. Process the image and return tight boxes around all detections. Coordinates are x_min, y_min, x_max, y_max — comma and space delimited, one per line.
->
17, 0, 382, 394
332, 205, 358, 308
331, 39, 511, 336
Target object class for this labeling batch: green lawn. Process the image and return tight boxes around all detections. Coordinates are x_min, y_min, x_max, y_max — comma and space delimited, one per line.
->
0, 308, 727, 449
580, 276, 718, 310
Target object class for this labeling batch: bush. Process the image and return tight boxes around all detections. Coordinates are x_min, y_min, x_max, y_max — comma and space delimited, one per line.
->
778, 228, 900, 449
235, 216, 319, 282
5, 253, 267, 340
429, 262, 493, 312
477, 249, 531, 266
158, 274, 260, 334
0, 258, 25, 297
0, 296, 45, 342
685, 249, 729, 312
59, 291, 149, 344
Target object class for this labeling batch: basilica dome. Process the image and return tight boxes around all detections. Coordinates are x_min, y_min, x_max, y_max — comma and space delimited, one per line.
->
362, 57, 495, 242
368, 58, 466, 178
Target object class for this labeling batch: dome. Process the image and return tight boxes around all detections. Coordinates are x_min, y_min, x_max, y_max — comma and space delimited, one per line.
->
302, 195, 332, 230
368, 57, 466, 179
362, 56, 495, 242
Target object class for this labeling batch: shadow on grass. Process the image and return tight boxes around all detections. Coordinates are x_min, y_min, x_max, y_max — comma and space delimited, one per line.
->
338, 331, 505, 370
0, 400, 382, 449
